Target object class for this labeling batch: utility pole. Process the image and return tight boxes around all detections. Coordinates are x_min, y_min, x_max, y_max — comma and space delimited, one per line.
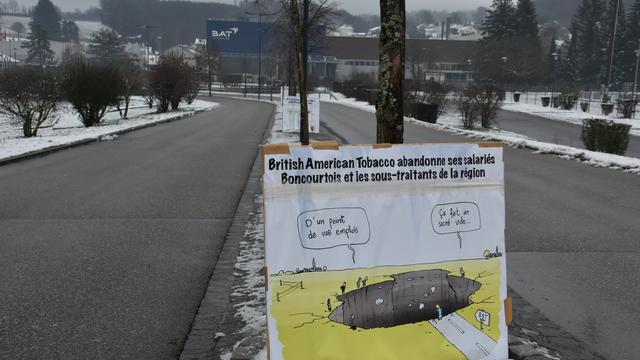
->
605, 0, 621, 101
246, 4, 277, 101
633, 40, 640, 116
137, 25, 156, 68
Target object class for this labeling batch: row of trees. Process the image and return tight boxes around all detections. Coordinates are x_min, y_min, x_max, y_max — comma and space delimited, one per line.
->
557, 0, 640, 89
0, 53, 200, 137
21, 24, 124, 67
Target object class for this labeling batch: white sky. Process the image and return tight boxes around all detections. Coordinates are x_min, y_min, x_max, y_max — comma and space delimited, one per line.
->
12, 0, 491, 13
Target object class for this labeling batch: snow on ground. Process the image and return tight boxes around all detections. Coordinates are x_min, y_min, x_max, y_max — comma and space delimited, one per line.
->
0, 98, 219, 162
220, 99, 297, 360
323, 93, 640, 175
409, 113, 640, 175
502, 101, 640, 137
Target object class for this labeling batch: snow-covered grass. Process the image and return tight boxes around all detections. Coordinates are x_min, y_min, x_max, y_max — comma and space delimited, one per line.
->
502, 101, 640, 137
220, 99, 297, 360
323, 93, 640, 175
0, 97, 219, 162
409, 113, 640, 175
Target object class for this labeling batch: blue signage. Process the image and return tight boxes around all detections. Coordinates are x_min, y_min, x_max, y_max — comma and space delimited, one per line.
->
207, 20, 274, 55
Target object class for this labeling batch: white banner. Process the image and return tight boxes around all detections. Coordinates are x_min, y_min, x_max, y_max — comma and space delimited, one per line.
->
263, 143, 507, 360
282, 95, 320, 133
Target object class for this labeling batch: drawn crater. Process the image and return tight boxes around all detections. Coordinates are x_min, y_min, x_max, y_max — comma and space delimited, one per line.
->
329, 269, 481, 329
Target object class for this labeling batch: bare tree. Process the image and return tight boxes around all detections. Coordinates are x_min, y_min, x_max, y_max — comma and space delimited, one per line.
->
117, 58, 144, 119
0, 66, 60, 138
278, 0, 335, 145
376, 0, 406, 144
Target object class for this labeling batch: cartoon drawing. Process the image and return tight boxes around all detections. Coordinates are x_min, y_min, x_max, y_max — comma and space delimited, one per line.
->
269, 258, 502, 360
328, 269, 480, 329
431, 202, 481, 249
297, 207, 371, 263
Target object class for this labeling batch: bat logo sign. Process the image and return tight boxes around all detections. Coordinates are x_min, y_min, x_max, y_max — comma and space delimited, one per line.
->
211, 27, 239, 40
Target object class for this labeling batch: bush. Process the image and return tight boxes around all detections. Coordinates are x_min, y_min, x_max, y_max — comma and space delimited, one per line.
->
557, 91, 579, 110
117, 59, 144, 119
0, 66, 61, 137
422, 81, 450, 119
477, 85, 504, 128
580, 101, 590, 112
184, 70, 201, 105
149, 54, 196, 112
62, 54, 123, 127
616, 95, 637, 119
411, 103, 439, 123
457, 86, 481, 130
581, 118, 631, 155
457, 84, 504, 129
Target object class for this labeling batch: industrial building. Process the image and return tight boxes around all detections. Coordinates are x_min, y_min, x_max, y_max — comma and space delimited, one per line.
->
324, 36, 477, 85
205, 19, 478, 87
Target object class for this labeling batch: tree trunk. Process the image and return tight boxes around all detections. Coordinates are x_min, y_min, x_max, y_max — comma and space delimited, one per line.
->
376, 0, 406, 144
299, 0, 310, 145
23, 120, 33, 138
288, 47, 297, 96
124, 97, 130, 119
291, 0, 310, 145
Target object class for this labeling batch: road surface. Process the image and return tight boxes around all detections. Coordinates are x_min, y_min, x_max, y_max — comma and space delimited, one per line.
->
496, 109, 640, 158
0, 98, 273, 359
320, 101, 640, 360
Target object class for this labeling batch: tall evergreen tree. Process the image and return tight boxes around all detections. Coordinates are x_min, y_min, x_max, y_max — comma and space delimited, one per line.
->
482, 0, 516, 39
621, 0, 640, 83
61, 20, 80, 43
21, 23, 55, 66
31, 0, 61, 40
514, 0, 539, 39
87, 28, 126, 63
476, 0, 545, 86
568, 0, 608, 86
603, 0, 626, 88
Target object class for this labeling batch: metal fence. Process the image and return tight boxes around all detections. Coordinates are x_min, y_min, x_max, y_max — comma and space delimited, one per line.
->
504, 91, 640, 120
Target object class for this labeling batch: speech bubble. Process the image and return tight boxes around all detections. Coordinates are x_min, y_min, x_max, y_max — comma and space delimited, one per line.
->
297, 207, 370, 263
431, 202, 481, 249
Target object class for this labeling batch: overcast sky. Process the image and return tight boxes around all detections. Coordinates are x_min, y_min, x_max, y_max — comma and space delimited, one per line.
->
13, 0, 491, 13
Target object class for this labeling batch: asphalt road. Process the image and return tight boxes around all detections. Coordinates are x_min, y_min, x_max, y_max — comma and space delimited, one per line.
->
496, 109, 640, 158
0, 98, 273, 359
320, 102, 640, 360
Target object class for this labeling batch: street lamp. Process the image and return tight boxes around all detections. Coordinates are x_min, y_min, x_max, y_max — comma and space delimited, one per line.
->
605, 0, 621, 101
245, 4, 278, 100
551, 52, 558, 100
137, 25, 156, 67
633, 40, 640, 117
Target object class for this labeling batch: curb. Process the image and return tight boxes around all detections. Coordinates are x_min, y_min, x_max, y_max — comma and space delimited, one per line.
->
0, 104, 219, 167
179, 103, 276, 360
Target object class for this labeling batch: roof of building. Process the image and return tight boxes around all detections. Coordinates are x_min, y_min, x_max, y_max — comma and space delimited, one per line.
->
325, 36, 478, 64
